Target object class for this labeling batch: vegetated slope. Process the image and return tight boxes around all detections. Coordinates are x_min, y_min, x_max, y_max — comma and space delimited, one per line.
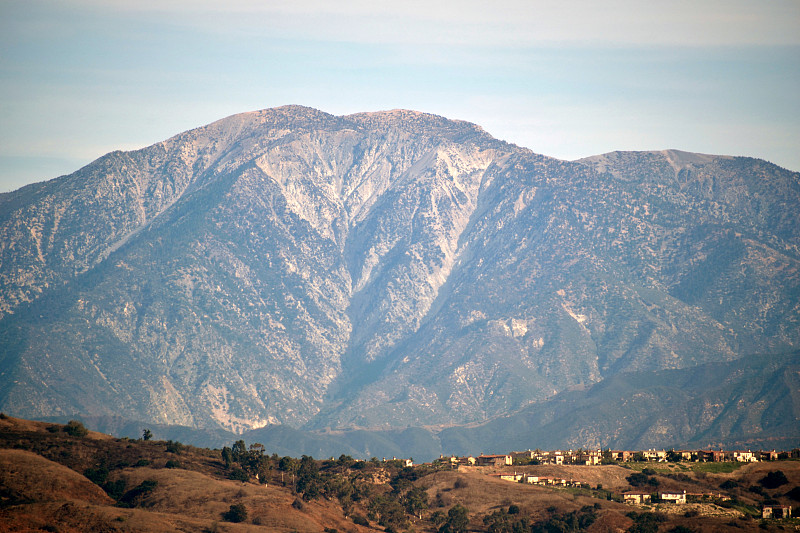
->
0, 415, 369, 532
0, 106, 798, 438
5, 414, 797, 533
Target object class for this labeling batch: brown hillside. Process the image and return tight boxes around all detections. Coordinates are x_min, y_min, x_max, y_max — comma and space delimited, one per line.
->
0, 449, 113, 505
2, 414, 799, 532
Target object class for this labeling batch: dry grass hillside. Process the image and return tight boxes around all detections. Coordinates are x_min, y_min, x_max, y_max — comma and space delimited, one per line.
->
1, 414, 799, 532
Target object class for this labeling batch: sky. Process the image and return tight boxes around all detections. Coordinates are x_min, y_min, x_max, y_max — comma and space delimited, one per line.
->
1, 0, 799, 193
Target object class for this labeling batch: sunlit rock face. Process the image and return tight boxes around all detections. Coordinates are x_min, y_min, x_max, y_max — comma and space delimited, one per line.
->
1, 106, 798, 433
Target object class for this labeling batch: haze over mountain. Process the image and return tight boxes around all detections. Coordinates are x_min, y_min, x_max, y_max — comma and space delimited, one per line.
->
1, 106, 798, 454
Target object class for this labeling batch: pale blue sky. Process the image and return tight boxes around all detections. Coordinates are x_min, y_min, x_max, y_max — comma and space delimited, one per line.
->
1, 0, 798, 192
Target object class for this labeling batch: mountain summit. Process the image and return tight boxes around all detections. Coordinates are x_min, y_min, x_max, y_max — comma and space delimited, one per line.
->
1, 106, 798, 442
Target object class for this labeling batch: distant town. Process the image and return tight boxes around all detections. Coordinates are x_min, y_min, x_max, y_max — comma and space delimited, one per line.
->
433, 447, 800, 468
419, 447, 800, 519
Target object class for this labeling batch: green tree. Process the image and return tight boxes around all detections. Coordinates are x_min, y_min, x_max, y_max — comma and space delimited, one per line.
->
368, 495, 407, 529
231, 440, 247, 463
64, 420, 88, 437
142, 428, 153, 441
403, 485, 428, 518
221, 446, 233, 468
296, 455, 322, 500
439, 504, 469, 533
666, 449, 682, 462
279, 456, 300, 491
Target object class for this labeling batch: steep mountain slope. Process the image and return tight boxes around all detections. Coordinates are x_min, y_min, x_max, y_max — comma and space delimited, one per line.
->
0, 106, 798, 438
55, 351, 800, 462
438, 350, 800, 455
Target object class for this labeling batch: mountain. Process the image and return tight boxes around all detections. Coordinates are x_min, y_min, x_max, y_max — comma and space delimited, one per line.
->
1, 105, 798, 448
50, 350, 798, 462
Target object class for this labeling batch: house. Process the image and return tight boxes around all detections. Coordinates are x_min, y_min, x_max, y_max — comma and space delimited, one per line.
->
642, 449, 667, 462
762, 505, 792, 519
697, 450, 725, 462
610, 450, 635, 462
623, 492, 652, 504
523, 475, 541, 485
476, 454, 513, 467
494, 473, 523, 482
759, 450, 779, 461
660, 490, 687, 504
511, 450, 537, 461
541, 451, 565, 465
457, 456, 476, 466
726, 450, 757, 462
677, 450, 695, 461
574, 450, 602, 465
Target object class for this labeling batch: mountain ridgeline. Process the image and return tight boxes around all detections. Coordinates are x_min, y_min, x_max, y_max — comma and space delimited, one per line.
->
0, 106, 798, 452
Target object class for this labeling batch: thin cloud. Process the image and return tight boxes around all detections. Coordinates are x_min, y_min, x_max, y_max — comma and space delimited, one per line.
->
66, 0, 800, 47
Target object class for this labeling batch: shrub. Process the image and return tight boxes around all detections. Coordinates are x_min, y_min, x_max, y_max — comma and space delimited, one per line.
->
352, 514, 369, 526
165, 459, 181, 469
508, 504, 520, 515
759, 471, 788, 489
135, 459, 150, 467
222, 503, 248, 523
118, 479, 158, 508
627, 472, 659, 487
228, 467, 249, 482
84, 466, 109, 485
454, 477, 468, 489
786, 486, 800, 501
626, 511, 666, 533
165, 440, 184, 454
64, 420, 88, 437
292, 498, 304, 510
104, 478, 128, 501
720, 480, 738, 490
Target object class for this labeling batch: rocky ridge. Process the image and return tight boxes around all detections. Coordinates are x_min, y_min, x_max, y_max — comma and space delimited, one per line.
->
0, 106, 798, 440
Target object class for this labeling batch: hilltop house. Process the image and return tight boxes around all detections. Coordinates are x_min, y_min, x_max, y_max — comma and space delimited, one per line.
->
726, 450, 757, 462
760, 450, 779, 461
660, 490, 687, 504
642, 450, 667, 462
697, 450, 725, 462
476, 454, 513, 467
610, 450, 635, 462
762, 505, 792, 519
623, 492, 653, 505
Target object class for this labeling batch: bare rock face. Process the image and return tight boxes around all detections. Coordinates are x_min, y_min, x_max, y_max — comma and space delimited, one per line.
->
0, 106, 798, 435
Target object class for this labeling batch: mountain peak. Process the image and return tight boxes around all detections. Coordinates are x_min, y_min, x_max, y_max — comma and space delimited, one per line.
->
0, 108, 797, 442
